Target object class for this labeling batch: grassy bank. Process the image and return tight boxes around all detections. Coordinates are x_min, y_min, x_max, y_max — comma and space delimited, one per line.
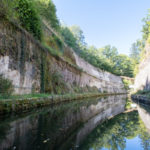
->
0, 92, 125, 115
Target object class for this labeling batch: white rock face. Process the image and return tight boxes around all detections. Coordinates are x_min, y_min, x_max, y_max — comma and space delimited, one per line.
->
0, 56, 40, 94
73, 52, 122, 84
0, 54, 125, 94
0, 20, 125, 94
73, 51, 125, 93
134, 43, 150, 91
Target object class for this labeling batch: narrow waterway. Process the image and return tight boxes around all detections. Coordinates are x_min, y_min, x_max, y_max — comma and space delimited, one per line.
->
0, 95, 150, 150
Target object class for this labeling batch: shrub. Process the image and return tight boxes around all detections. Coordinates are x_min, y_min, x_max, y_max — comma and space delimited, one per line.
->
34, 0, 60, 31
0, 75, 14, 98
15, 0, 42, 40
0, 0, 17, 19
122, 79, 132, 90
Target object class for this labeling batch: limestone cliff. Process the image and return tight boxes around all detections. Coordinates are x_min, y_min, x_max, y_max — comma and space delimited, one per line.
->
0, 19, 125, 94
134, 43, 150, 91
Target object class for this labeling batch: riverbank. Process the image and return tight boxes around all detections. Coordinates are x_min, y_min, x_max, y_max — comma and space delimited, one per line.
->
0, 92, 126, 115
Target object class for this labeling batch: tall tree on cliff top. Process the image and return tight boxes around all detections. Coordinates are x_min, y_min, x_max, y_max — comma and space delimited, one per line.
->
130, 40, 144, 63
142, 9, 150, 41
69, 26, 86, 46
35, 0, 60, 30
100, 45, 118, 62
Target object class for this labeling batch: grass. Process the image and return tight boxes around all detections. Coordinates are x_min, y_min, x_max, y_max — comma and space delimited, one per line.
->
0, 91, 113, 101
42, 42, 63, 59
0, 93, 51, 100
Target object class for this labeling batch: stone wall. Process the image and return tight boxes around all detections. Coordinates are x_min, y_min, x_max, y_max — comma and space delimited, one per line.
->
0, 19, 125, 94
134, 43, 150, 91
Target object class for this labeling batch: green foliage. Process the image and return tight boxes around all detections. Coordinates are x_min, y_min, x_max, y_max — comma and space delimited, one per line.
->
42, 43, 63, 58
1, 0, 139, 79
122, 79, 132, 90
60, 25, 134, 77
100, 45, 118, 60
15, 0, 42, 40
45, 33, 64, 51
34, 0, 60, 30
69, 25, 86, 46
0, 93, 51, 100
0, 75, 14, 98
130, 40, 144, 63
0, 0, 16, 19
113, 54, 134, 77
79, 45, 134, 77
129, 40, 145, 76
142, 9, 150, 41
50, 71, 69, 94
61, 26, 78, 49
1, 0, 60, 40
80, 111, 150, 150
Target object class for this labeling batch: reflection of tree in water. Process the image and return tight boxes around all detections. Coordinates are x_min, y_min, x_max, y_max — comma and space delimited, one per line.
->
139, 118, 150, 150
79, 111, 150, 150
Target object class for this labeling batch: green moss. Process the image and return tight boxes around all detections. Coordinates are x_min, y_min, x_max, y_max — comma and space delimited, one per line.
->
0, 75, 14, 98
0, 49, 6, 55
0, 92, 123, 115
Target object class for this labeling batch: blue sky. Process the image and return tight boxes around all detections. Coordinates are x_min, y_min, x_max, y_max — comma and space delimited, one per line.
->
53, 0, 150, 55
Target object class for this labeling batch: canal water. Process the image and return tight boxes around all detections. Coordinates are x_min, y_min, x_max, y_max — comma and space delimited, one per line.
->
0, 95, 150, 150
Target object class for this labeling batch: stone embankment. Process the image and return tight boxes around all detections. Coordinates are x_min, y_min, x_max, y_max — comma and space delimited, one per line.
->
0, 93, 125, 115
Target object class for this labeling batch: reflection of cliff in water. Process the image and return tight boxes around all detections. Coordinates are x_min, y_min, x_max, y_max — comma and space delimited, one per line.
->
0, 95, 126, 150
137, 104, 150, 133
79, 107, 150, 150
75, 95, 125, 146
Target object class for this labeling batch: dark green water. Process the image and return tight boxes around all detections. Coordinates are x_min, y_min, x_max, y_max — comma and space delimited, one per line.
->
0, 95, 150, 150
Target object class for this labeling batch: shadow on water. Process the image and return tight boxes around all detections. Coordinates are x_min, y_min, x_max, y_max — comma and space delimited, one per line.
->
0, 95, 126, 150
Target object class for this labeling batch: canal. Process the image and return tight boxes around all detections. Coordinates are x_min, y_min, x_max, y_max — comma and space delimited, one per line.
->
0, 95, 150, 150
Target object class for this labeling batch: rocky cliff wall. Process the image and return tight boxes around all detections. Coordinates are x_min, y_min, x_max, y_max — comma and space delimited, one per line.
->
134, 43, 150, 91
0, 19, 125, 94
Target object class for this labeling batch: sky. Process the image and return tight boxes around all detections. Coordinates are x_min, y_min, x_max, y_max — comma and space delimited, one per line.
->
52, 0, 150, 55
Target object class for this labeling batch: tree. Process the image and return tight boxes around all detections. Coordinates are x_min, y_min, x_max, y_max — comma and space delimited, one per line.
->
142, 9, 150, 40
130, 40, 144, 63
16, 0, 42, 40
69, 25, 86, 46
35, 0, 60, 30
100, 45, 118, 62
60, 26, 78, 49
114, 54, 134, 77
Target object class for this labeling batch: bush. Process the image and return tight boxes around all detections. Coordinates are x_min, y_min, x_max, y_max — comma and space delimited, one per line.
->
16, 0, 42, 40
34, 0, 60, 31
0, 75, 14, 98
1, 0, 42, 40
0, 0, 17, 19
122, 79, 132, 90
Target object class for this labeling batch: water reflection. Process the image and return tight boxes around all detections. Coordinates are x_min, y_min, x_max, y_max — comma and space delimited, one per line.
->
80, 103, 150, 150
0, 95, 126, 150
137, 104, 150, 133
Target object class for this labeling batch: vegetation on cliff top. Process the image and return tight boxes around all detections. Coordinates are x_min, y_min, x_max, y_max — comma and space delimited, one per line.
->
130, 10, 150, 76
0, 0, 136, 78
